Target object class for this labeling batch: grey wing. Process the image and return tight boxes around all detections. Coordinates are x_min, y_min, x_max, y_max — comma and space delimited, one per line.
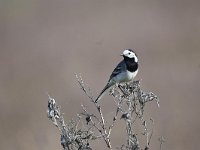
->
95, 60, 126, 102
109, 60, 126, 80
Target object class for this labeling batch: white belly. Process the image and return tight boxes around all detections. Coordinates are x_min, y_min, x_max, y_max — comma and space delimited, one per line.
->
115, 69, 138, 83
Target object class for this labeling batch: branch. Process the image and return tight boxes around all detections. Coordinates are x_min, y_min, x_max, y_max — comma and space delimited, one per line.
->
47, 75, 161, 150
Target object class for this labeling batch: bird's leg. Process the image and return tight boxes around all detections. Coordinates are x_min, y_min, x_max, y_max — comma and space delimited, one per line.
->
118, 84, 129, 97
125, 83, 129, 89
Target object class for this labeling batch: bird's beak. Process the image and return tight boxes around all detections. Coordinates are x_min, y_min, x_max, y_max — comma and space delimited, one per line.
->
120, 54, 123, 56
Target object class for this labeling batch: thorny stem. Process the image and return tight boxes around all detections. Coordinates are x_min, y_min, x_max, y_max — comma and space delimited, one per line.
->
76, 74, 112, 149
81, 104, 112, 149
47, 74, 160, 150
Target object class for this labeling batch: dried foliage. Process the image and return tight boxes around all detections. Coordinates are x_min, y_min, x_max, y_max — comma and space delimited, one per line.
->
47, 75, 160, 150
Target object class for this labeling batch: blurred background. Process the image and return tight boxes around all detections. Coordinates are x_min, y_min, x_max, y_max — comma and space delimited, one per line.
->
1, 0, 200, 149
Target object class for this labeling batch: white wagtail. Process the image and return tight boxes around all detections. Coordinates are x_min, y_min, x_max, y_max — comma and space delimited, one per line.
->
95, 49, 139, 102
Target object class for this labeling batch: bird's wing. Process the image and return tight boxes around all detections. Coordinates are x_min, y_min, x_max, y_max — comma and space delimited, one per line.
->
95, 60, 126, 103
109, 60, 126, 80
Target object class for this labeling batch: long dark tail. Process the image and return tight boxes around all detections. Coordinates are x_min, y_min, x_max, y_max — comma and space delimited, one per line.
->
95, 83, 113, 103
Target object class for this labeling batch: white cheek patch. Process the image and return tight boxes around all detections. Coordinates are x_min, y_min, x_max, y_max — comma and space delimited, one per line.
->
132, 53, 138, 62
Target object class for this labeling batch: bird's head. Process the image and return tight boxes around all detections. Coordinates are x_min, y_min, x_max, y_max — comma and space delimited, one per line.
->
121, 49, 138, 62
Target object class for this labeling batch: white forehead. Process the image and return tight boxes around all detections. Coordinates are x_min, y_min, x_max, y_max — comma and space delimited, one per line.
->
123, 49, 133, 55
123, 49, 138, 62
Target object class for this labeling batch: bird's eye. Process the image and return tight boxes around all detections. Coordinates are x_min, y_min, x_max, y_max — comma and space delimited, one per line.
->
128, 52, 131, 55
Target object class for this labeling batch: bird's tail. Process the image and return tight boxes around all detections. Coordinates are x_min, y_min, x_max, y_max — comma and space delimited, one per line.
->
95, 83, 114, 103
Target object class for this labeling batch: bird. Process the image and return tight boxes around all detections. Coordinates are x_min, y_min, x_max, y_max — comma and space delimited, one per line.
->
95, 49, 139, 102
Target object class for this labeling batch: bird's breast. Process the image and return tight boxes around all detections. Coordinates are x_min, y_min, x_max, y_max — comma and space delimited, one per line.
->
115, 69, 138, 83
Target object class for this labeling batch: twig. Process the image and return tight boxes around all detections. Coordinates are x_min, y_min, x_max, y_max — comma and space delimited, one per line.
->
158, 136, 165, 150
76, 74, 112, 149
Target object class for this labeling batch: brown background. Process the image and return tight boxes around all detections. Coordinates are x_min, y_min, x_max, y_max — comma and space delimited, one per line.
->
1, 0, 200, 149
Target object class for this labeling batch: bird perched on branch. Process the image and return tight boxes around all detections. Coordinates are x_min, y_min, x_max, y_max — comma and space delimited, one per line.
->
95, 49, 139, 102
